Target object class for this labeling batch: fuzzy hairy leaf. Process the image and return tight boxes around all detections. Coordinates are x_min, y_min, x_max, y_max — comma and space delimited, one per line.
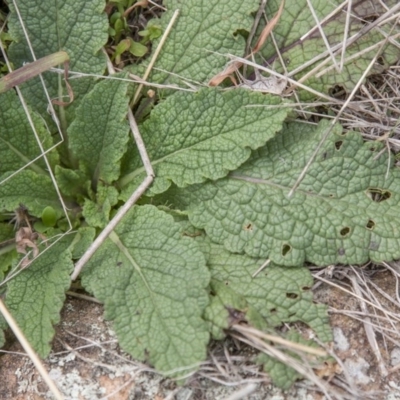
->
0, 90, 58, 175
0, 170, 61, 218
167, 120, 400, 266
7, 0, 108, 124
259, 0, 400, 100
5, 245, 73, 357
81, 205, 210, 375
82, 185, 119, 228
69, 227, 96, 259
137, 0, 260, 86
203, 241, 331, 342
120, 88, 289, 197
55, 166, 89, 200
68, 76, 130, 185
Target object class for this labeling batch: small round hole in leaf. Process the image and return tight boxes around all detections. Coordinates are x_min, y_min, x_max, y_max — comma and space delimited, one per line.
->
335, 140, 343, 150
366, 188, 391, 202
286, 293, 298, 299
282, 244, 291, 256
340, 227, 351, 236
270, 308, 277, 313
366, 219, 375, 230
338, 248, 345, 256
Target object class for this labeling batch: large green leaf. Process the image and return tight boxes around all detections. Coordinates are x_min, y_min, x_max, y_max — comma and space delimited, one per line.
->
0, 90, 58, 175
81, 205, 210, 376
5, 244, 73, 357
7, 0, 108, 125
120, 88, 289, 197
167, 120, 400, 266
258, 0, 400, 100
137, 0, 260, 87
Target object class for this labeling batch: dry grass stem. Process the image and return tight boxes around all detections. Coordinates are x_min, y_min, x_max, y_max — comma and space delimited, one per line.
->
349, 274, 388, 377
131, 8, 180, 105
0, 298, 65, 400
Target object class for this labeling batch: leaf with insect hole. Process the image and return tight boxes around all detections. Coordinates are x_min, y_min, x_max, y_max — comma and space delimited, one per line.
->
200, 239, 331, 343
159, 120, 400, 266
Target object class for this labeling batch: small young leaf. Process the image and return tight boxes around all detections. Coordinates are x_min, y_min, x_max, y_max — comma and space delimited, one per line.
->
82, 184, 119, 228
120, 88, 289, 197
68, 74, 130, 185
81, 205, 210, 376
129, 41, 148, 57
5, 245, 73, 357
41, 206, 57, 227
171, 120, 400, 266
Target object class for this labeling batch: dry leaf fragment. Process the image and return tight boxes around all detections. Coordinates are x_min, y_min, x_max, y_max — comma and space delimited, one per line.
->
16, 227, 40, 259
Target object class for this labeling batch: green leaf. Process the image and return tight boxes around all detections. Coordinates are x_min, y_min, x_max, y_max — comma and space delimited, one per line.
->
41, 206, 57, 227
82, 184, 119, 228
120, 88, 289, 197
129, 41, 148, 57
204, 279, 268, 340
171, 120, 400, 266
204, 241, 331, 342
81, 205, 210, 376
68, 75, 130, 185
0, 314, 6, 349
7, 0, 108, 124
68, 227, 96, 260
55, 166, 90, 199
5, 245, 73, 357
0, 90, 58, 175
0, 170, 61, 218
259, 1, 400, 100
137, 0, 260, 86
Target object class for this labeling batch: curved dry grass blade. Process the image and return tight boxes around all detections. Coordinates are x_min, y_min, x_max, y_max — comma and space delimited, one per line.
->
0, 298, 64, 400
